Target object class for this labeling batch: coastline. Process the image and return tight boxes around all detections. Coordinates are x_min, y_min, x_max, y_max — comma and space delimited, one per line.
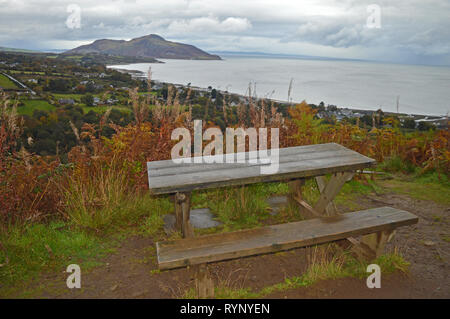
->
109, 66, 448, 125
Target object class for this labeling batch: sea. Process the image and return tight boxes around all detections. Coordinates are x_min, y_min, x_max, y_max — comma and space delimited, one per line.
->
109, 55, 450, 116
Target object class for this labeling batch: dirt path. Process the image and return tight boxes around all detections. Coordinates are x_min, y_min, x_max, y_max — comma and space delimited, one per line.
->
36, 192, 449, 299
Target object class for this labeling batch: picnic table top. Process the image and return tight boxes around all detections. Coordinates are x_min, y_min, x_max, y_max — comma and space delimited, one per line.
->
147, 142, 376, 195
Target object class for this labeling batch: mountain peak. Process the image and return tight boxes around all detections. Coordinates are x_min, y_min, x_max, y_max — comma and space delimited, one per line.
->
143, 34, 165, 41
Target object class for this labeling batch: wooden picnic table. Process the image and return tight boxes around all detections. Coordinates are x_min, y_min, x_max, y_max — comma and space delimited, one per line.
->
147, 142, 376, 237
147, 142, 418, 298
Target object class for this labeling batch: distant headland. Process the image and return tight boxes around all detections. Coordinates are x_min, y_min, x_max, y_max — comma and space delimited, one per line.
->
63, 34, 221, 61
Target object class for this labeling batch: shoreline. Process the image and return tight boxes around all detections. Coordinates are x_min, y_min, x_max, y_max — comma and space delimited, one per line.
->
110, 66, 449, 123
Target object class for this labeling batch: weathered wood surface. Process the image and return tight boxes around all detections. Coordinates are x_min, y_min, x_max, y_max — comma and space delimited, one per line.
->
194, 264, 214, 298
313, 171, 355, 215
315, 176, 338, 216
349, 230, 396, 260
156, 207, 418, 270
147, 143, 375, 195
175, 192, 193, 238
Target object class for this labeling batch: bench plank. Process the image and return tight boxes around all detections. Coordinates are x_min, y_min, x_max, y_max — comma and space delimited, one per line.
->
149, 143, 344, 170
148, 143, 375, 194
156, 207, 418, 270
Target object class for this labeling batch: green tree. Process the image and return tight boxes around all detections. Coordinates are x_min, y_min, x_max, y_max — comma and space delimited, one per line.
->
81, 94, 94, 107
418, 121, 435, 131
402, 118, 416, 129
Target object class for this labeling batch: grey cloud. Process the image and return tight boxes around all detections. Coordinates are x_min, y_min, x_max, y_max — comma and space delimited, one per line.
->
0, 0, 449, 65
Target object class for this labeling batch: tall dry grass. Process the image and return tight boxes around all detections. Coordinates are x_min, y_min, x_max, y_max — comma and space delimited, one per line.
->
1, 77, 448, 228
59, 158, 129, 229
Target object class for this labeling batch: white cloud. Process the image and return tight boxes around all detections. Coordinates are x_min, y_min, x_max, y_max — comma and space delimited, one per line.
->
167, 16, 251, 34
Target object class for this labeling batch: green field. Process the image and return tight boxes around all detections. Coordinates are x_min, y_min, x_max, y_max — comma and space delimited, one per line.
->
82, 105, 131, 114
17, 98, 130, 116
64, 55, 84, 60
18, 99, 56, 116
0, 74, 19, 89
52, 93, 84, 102
53, 93, 115, 102
53, 93, 131, 114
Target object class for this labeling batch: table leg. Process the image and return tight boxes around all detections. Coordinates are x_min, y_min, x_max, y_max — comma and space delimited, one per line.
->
194, 264, 214, 298
315, 176, 338, 216
314, 172, 396, 261
175, 192, 194, 238
288, 179, 310, 216
348, 230, 396, 260
313, 171, 355, 216
289, 172, 355, 218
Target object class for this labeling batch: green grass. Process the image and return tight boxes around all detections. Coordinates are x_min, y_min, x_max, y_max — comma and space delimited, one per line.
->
62, 167, 171, 232
0, 74, 18, 89
293, 175, 380, 212
16, 97, 129, 116
0, 221, 115, 297
378, 171, 450, 205
53, 93, 114, 101
191, 183, 289, 231
18, 99, 56, 116
0, 187, 172, 297
190, 177, 381, 232
378, 156, 416, 174
137, 197, 173, 239
52, 93, 83, 102
377, 157, 450, 205
82, 105, 131, 114
52, 93, 131, 114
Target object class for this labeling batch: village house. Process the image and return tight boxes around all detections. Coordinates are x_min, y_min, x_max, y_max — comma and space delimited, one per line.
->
58, 98, 75, 105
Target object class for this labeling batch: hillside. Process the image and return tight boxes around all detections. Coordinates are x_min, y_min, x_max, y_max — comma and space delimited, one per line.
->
64, 34, 221, 60
0, 46, 40, 53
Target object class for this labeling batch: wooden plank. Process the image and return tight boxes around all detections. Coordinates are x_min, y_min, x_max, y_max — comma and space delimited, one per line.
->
288, 179, 304, 211
156, 207, 418, 270
148, 143, 346, 170
148, 146, 375, 194
293, 196, 321, 218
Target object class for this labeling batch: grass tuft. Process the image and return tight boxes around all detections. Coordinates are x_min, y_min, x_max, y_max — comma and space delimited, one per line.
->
187, 244, 410, 299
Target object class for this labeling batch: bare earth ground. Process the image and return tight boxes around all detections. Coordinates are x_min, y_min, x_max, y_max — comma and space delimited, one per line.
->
32, 191, 449, 299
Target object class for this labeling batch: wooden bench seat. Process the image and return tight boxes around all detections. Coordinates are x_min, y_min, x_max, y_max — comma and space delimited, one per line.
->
157, 206, 418, 270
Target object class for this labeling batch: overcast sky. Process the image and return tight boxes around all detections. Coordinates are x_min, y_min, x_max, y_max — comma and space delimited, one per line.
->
1, 0, 449, 65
